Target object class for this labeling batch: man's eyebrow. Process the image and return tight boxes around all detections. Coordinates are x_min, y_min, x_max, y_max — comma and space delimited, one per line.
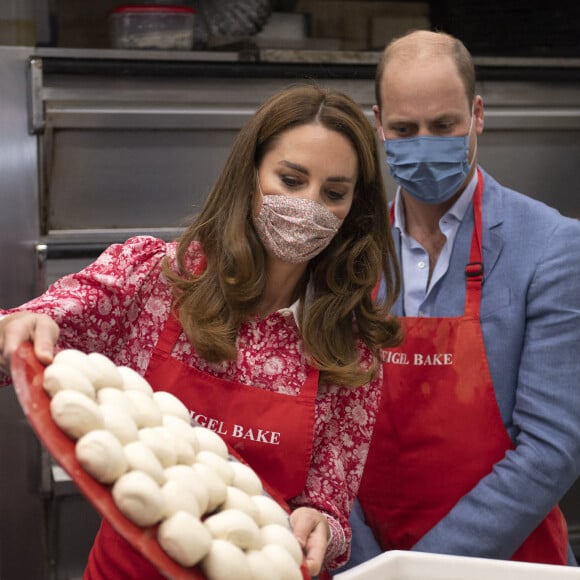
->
387, 118, 416, 127
432, 113, 461, 123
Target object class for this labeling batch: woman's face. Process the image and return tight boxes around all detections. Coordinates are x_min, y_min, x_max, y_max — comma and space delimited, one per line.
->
255, 123, 357, 220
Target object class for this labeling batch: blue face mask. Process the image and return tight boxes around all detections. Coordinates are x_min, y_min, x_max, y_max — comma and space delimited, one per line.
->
384, 116, 475, 204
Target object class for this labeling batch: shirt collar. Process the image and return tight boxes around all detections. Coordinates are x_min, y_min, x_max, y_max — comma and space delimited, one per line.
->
393, 170, 479, 232
285, 298, 300, 324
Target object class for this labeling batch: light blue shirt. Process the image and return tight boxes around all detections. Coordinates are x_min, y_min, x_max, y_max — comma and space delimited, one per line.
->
392, 172, 478, 316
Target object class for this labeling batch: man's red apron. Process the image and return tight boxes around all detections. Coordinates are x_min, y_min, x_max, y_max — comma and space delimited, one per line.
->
358, 169, 568, 565
85, 295, 319, 578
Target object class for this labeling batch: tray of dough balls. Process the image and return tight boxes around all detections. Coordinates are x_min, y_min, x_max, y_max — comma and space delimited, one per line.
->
11, 342, 308, 580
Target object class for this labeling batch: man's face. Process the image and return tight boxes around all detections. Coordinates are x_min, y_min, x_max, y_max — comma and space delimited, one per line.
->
374, 54, 483, 157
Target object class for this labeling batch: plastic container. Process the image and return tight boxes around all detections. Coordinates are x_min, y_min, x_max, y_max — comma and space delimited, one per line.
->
109, 5, 195, 50
334, 550, 580, 580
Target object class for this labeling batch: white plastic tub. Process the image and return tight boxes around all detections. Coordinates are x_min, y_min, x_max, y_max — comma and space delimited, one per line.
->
333, 551, 580, 580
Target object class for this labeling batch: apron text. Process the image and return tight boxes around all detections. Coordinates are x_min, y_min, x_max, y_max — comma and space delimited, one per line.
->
191, 411, 281, 445
384, 351, 453, 366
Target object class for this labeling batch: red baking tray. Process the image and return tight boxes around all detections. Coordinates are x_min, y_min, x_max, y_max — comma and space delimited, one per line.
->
11, 341, 310, 579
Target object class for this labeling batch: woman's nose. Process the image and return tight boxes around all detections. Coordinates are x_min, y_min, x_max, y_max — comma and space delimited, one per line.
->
299, 186, 321, 203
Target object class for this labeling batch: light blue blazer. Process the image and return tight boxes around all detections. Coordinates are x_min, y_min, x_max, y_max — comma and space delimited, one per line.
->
345, 168, 580, 568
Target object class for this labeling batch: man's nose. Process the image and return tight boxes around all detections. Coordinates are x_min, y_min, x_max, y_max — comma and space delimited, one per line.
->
417, 125, 431, 137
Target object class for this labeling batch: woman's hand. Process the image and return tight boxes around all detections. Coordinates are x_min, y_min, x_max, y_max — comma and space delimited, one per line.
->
0, 312, 59, 373
290, 506, 330, 576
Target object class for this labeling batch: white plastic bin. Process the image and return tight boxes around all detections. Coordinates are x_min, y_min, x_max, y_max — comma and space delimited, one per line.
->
333, 551, 580, 580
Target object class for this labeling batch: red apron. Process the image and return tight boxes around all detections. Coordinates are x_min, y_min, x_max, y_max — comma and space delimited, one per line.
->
358, 169, 568, 565
85, 297, 319, 578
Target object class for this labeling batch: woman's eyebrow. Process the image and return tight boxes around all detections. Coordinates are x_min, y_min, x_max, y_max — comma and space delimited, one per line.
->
278, 160, 308, 174
327, 176, 356, 184
278, 161, 355, 183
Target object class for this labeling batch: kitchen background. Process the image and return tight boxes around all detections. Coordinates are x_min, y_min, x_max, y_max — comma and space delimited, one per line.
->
2, 0, 579, 55
0, 1, 579, 579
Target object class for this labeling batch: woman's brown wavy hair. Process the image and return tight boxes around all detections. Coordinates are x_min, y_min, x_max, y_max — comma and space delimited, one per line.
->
163, 83, 401, 387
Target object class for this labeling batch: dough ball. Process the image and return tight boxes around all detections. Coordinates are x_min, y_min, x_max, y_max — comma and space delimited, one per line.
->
112, 470, 164, 527
100, 403, 139, 445
246, 549, 282, 580
124, 440, 166, 485
260, 544, 302, 580
86, 352, 124, 390
124, 390, 163, 428
230, 461, 263, 496
260, 524, 303, 566
162, 415, 200, 452
157, 511, 211, 568
195, 451, 234, 485
53, 349, 101, 386
251, 495, 290, 528
138, 426, 178, 468
117, 366, 154, 395
50, 389, 104, 440
192, 426, 229, 459
219, 486, 259, 522
43, 362, 96, 400
97, 388, 138, 419
76, 429, 128, 484
174, 437, 196, 466
191, 462, 227, 514
153, 391, 191, 423
201, 539, 252, 580
164, 464, 210, 515
204, 508, 261, 550
161, 478, 201, 519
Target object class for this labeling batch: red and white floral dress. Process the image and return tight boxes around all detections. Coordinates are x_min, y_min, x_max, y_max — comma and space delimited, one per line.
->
1, 235, 383, 570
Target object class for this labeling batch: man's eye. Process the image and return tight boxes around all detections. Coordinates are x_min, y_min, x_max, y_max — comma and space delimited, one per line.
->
435, 122, 454, 132
392, 127, 411, 137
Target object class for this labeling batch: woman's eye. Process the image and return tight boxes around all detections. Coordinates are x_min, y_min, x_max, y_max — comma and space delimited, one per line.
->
281, 175, 301, 188
326, 190, 347, 202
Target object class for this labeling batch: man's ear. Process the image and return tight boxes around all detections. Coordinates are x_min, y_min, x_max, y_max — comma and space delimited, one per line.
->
474, 95, 485, 135
373, 105, 384, 140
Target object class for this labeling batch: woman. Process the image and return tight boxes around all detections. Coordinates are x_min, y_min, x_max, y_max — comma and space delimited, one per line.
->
0, 84, 401, 577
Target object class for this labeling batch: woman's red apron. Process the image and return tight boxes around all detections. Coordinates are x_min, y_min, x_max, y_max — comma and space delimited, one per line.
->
85, 297, 319, 578
358, 169, 568, 565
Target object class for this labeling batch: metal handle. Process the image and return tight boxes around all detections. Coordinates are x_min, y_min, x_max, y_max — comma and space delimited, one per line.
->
35, 243, 47, 295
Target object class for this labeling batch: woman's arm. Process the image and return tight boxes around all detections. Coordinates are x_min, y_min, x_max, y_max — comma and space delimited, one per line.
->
0, 236, 170, 370
289, 352, 382, 571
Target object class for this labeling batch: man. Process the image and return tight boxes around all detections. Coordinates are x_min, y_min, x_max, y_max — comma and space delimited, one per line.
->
345, 29, 580, 569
